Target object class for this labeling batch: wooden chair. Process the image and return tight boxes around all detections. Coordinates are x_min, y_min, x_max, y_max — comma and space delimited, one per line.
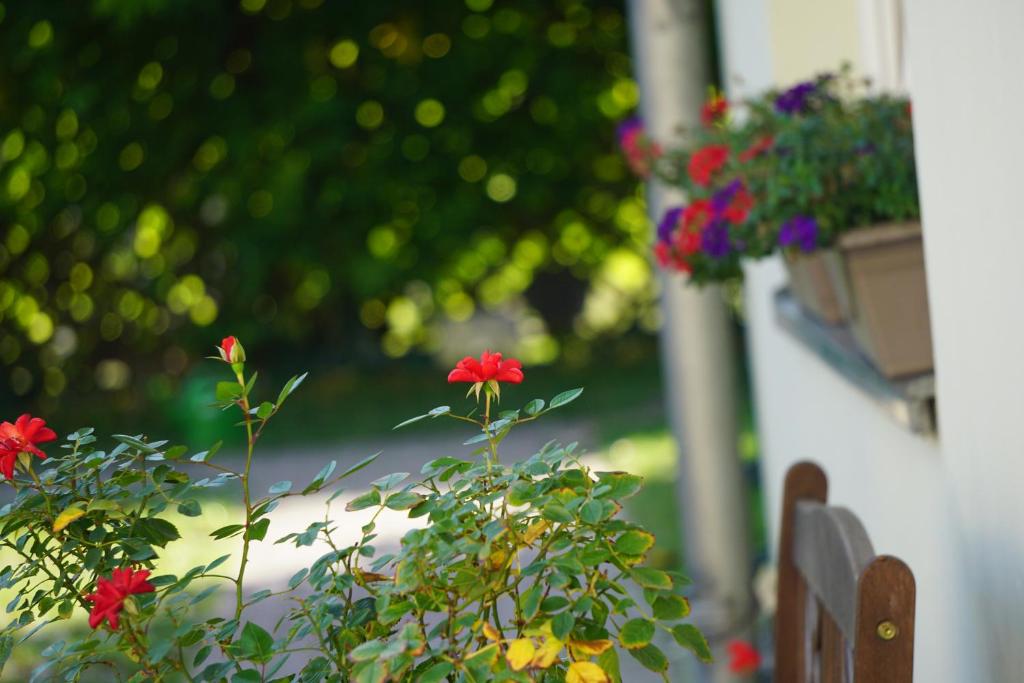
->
774, 462, 916, 682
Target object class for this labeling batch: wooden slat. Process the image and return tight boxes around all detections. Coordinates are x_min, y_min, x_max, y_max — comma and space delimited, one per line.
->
775, 462, 828, 683
819, 608, 848, 683
794, 502, 875, 641
853, 556, 916, 682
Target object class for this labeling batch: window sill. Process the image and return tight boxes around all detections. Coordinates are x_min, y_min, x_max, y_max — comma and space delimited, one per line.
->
773, 288, 937, 437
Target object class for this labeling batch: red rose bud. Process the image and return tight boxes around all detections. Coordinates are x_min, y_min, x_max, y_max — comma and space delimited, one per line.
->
218, 336, 245, 364
0, 414, 57, 480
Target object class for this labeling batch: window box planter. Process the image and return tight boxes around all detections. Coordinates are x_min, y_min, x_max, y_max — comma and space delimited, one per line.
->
782, 249, 850, 325
837, 221, 933, 378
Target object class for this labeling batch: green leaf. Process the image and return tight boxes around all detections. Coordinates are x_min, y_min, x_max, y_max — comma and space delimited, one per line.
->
597, 472, 643, 500
206, 554, 232, 572
393, 413, 429, 430
353, 659, 389, 683
303, 460, 337, 494
549, 387, 583, 409
211, 524, 245, 539
346, 490, 382, 512
619, 619, 655, 649
628, 644, 669, 672
614, 530, 655, 557
541, 503, 573, 523
245, 518, 270, 542
216, 381, 242, 402
597, 646, 622, 683
551, 611, 574, 641
256, 401, 275, 419
268, 480, 292, 495
236, 622, 275, 663
232, 671, 262, 683
136, 518, 181, 546
190, 441, 223, 463
385, 491, 424, 510
671, 624, 712, 662
340, 452, 381, 479
349, 639, 386, 662
371, 472, 409, 491
580, 499, 604, 525
630, 567, 673, 591
277, 372, 309, 406
653, 595, 690, 621
521, 585, 542, 621
416, 661, 453, 682
523, 398, 545, 415
0, 635, 12, 673
177, 500, 202, 517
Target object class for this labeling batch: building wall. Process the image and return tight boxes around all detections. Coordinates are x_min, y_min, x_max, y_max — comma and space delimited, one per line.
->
713, 0, 1024, 680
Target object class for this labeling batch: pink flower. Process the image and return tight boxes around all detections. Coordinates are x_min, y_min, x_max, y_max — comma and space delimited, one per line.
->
0, 414, 57, 479
447, 351, 524, 385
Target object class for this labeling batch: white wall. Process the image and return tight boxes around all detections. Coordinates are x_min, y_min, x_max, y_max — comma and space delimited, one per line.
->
712, 0, 1024, 680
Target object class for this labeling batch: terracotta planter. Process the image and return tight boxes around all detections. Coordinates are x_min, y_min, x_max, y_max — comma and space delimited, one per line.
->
837, 222, 933, 378
783, 249, 850, 325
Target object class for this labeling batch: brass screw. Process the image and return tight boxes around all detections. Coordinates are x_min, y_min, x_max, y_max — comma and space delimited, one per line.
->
877, 620, 899, 641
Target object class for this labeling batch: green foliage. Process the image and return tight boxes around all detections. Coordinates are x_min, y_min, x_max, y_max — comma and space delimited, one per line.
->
0, 348, 709, 681
0, 0, 648, 404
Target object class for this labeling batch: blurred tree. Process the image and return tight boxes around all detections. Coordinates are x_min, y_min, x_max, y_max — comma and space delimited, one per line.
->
0, 0, 654, 410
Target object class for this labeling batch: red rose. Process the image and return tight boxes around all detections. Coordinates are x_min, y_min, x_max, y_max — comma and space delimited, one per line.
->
687, 145, 729, 186
739, 135, 774, 162
448, 351, 524, 385
700, 94, 728, 126
727, 640, 761, 674
86, 567, 155, 630
217, 336, 245, 364
0, 414, 57, 479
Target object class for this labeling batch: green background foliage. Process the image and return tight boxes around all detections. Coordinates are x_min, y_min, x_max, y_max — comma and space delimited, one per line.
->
0, 0, 654, 415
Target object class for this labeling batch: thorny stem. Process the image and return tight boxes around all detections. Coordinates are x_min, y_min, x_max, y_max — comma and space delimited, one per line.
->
234, 367, 255, 621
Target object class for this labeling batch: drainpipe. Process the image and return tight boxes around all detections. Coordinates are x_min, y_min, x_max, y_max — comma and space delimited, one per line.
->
625, 1, 754, 681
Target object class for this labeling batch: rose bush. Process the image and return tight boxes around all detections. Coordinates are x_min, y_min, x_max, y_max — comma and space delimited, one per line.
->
0, 342, 710, 681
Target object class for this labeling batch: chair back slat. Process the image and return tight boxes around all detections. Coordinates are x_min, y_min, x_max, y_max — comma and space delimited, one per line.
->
794, 502, 875, 641
775, 461, 916, 683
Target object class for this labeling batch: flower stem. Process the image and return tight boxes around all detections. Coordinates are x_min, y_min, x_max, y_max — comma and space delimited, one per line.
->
234, 369, 255, 621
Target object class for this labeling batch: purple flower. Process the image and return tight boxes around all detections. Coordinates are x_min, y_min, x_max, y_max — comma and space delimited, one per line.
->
778, 215, 818, 252
710, 179, 743, 214
700, 219, 732, 259
775, 81, 817, 115
657, 207, 683, 244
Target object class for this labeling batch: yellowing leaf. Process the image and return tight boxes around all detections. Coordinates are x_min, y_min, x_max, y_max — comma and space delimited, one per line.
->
482, 622, 501, 642
531, 636, 563, 669
570, 639, 614, 656
567, 661, 610, 683
522, 520, 548, 545
487, 548, 508, 570
52, 506, 86, 533
506, 638, 535, 671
